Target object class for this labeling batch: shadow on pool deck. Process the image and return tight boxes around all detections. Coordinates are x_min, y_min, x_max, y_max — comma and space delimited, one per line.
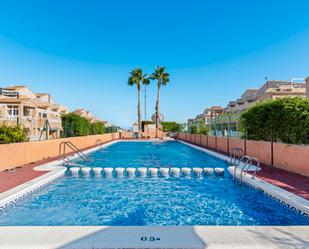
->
57, 226, 207, 249
246, 226, 309, 249
53, 226, 309, 249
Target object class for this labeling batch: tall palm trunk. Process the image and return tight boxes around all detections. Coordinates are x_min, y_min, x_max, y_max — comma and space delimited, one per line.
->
156, 83, 161, 138
137, 84, 141, 139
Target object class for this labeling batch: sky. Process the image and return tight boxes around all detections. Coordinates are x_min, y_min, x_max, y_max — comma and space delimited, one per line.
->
0, 0, 309, 128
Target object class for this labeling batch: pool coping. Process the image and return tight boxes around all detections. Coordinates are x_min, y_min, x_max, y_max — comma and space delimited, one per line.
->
0, 140, 119, 212
179, 140, 309, 217
0, 226, 308, 249
0, 139, 309, 217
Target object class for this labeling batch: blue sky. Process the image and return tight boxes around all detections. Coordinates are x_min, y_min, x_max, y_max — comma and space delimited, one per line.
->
0, 0, 309, 128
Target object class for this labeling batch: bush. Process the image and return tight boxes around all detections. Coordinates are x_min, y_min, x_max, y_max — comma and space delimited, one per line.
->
190, 125, 198, 134
0, 125, 28, 144
189, 121, 209, 135
199, 123, 209, 135
240, 97, 309, 144
90, 122, 106, 135
161, 122, 181, 132
62, 113, 108, 137
61, 113, 91, 137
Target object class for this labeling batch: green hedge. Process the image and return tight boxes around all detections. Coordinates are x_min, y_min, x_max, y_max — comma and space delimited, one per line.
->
0, 125, 28, 144
161, 122, 181, 132
189, 121, 209, 135
240, 97, 309, 144
61, 113, 106, 137
90, 121, 106, 135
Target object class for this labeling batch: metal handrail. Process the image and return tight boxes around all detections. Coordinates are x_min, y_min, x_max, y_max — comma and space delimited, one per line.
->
59, 141, 90, 164
234, 155, 250, 182
230, 147, 244, 166
249, 157, 260, 179
240, 157, 260, 183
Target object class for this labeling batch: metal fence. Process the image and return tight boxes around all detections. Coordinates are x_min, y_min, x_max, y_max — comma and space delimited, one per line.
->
182, 113, 243, 138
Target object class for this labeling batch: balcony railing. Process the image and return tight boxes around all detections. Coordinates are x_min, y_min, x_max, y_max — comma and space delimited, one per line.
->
0, 116, 61, 129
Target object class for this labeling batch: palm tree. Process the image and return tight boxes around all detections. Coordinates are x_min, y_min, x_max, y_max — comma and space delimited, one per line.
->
150, 66, 170, 138
128, 68, 149, 138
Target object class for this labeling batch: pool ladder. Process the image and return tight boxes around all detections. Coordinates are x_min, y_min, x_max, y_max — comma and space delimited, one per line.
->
230, 147, 244, 166
230, 147, 261, 184
59, 141, 91, 166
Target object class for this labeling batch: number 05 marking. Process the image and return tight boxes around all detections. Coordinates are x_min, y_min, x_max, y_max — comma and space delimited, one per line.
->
140, 236, 161, 242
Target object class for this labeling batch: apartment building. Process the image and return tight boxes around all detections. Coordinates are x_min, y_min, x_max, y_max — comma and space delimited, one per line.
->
207, 79, 307, 137
0, 86, 68, 140
225, 80, 306, 113
73, 108, 96, 122
188, 106, 224, 126
72, 109, 109, 126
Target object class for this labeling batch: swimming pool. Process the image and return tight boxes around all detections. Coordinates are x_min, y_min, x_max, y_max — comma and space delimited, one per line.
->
0, 141, 308, 226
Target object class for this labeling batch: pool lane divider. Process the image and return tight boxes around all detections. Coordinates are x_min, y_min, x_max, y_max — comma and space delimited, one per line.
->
66, 166, 226, 178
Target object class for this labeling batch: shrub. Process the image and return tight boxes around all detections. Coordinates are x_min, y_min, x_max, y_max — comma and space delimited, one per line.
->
61, 113, 91, 137
240, 97, 309, 144
161, 122, 181, 132
199, 122, 209, 135
189, 120, 209, 135
90, 122, 106, 135
190, 125, 198, 134
0, 125, 28, 144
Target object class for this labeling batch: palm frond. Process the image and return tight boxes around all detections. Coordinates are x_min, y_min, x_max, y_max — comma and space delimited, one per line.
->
142, 77, 150, 85
150, 66, 170, 86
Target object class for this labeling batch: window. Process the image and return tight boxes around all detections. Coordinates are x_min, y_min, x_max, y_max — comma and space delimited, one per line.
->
7, 105, 19, 117
23, 107, 31, 116
39, 112, 48, 118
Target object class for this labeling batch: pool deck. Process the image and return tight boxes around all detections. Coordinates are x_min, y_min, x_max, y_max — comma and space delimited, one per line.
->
0, 160, 50, 193
185, 140, 309, 200
0, 140, 120, 193
255, 165, 309, 200
0, 226, 308, 249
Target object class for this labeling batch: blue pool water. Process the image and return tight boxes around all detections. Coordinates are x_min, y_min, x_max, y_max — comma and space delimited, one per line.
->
79, 140, 228, 169
0, 141, 308, 226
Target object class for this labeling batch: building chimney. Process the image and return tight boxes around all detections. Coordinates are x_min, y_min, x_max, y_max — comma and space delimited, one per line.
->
306, 77, 309, 98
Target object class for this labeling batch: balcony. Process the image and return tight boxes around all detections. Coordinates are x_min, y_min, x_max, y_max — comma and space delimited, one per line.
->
236, 99, 245, 105
245, 94, 258, 102
51, 104, 60, 111
0, 116, 18, 126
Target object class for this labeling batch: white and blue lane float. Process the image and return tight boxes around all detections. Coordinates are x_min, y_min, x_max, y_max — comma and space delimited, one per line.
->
67, 166, 226, 178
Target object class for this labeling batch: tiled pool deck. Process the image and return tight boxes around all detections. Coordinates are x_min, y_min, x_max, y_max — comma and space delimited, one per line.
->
0, 160, 50, 193
255, 165, 309, 200
0, 226, 308, 249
